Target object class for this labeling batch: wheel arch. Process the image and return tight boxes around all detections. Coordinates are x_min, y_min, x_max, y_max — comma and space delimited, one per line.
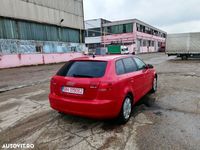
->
125, 91, 134, 104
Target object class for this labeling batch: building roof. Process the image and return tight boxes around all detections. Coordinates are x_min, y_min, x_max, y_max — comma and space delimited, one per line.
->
85, 18, 111, 23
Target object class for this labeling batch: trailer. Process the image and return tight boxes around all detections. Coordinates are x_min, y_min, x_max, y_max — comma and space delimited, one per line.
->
166, 33, 200, 60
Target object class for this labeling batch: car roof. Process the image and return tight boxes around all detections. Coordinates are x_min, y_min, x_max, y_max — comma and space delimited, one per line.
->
72, 55, 134, 61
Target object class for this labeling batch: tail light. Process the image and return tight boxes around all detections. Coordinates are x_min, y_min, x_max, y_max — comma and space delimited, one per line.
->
50, 78, 57, 94
98, 81, 113, 92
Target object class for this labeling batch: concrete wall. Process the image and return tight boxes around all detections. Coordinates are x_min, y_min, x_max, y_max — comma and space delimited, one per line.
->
85, 37, 101, 44
0, 53, 83, 69
0, 0, 84, 30
0, 39, 86, 68
85, 19, 102, 29
0, 39, 86, 54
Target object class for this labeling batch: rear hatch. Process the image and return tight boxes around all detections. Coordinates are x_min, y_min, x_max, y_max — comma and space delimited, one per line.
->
51, 60, 108, 100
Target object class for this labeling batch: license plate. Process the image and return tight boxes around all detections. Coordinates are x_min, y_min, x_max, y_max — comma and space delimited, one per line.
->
62, 87, 84, 95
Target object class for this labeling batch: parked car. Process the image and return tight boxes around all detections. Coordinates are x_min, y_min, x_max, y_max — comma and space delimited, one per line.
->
49, 55, 157, 124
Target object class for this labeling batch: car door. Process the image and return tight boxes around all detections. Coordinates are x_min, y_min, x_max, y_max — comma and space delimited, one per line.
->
122, 57, 143, 102
134, 57, 151, 95
115, 59, 130, 99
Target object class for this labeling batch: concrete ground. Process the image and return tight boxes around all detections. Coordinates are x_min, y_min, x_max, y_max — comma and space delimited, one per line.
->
0, 53, 200, 150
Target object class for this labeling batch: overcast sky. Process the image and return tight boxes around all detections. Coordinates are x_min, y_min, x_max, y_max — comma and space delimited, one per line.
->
83, 0, 200, 33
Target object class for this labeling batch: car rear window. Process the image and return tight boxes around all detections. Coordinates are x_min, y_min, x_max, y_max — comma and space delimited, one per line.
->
57, 61, 107, 78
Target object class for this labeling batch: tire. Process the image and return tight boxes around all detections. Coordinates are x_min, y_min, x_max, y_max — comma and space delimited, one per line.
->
117, 95, 133, 124
151, 76, 157, 93
181, 55, 188, 60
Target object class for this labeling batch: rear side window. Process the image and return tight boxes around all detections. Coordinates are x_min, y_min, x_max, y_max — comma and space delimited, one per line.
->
57, 61, 107, 78
116, 60, 125, 75
122, 57, 137, 73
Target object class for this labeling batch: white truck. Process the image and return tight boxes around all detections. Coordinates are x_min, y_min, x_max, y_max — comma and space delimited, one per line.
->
166, 33, 200, 60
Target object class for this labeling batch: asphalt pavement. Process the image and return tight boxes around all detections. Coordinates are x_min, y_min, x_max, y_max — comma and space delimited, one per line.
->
0, 53, 200, 150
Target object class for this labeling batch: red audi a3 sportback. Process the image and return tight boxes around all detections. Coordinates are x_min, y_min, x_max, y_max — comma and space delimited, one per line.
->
49, 55, 157, 124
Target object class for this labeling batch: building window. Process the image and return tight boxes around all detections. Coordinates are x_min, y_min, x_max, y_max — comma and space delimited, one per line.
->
143, 40, 147, 46
136, 24, 140, 32
104, 23, 133, 35
136, 23, 166, 38
151, 41, 155, 47
0, 17, 81, 43
148, 40, 151, 47
123, 23, 133, 33
104, 26, 110, 35
84, 30, 88, 37
87, 28, 101, 37
111, 25, 122, 34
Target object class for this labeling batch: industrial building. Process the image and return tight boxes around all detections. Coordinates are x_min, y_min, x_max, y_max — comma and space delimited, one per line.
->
85, 18, 167, 54
0, 0, 85, 68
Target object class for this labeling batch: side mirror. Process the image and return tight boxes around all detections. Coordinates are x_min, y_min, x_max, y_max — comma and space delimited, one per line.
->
146, 64, 154, 69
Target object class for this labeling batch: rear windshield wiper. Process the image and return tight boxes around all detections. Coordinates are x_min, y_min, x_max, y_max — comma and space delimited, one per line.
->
72, 74, 94, 78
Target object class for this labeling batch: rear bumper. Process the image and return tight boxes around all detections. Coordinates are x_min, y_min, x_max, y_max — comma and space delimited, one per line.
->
49, 94, 120, 119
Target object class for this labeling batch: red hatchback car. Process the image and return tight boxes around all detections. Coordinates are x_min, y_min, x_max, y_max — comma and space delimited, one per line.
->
49, 55, 157, 124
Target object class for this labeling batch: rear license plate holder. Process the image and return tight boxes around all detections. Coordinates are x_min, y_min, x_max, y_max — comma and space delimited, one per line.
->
62, 87, 84, 95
